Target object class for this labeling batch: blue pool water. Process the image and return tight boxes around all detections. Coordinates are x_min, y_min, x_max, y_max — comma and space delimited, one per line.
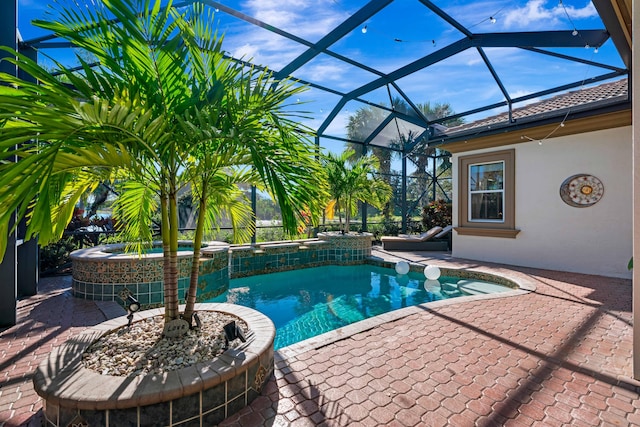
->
208, 264, 511, 349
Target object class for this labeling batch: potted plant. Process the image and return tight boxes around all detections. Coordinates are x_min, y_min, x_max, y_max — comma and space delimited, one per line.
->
0, 0, 327, 326
0, 0, 331, 423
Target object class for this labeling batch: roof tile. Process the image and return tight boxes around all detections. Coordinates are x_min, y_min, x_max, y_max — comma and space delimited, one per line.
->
445, 78, 628, 135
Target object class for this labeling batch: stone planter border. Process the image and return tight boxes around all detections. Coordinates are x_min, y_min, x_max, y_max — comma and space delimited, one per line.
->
33, 303, 275, 427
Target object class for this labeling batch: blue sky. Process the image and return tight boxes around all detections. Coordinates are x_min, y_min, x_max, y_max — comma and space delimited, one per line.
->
16, 0, 625, 149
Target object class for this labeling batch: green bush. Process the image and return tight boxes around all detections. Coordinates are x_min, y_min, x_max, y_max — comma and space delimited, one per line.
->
40, 237, 78, 275
407, 216, 424, 234
421, 199, 452, 229
368, 218, 400, 242
256, 227, 289, 243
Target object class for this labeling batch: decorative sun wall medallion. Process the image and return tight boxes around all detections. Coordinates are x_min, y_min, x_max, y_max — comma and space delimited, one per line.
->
559, 174, 604, 207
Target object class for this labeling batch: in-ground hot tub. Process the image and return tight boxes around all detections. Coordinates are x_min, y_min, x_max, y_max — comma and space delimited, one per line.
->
71, 233, 375, 306
70, 242, 230, 306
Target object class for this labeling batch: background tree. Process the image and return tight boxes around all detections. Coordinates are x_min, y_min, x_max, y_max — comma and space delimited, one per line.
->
346, 98, 462, 220
405, 101, 461, 206
346, 102, 395, 220
323, 149, 392, 233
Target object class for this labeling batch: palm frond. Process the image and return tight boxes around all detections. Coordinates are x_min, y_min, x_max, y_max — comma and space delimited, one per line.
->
1, 0, 330, 321
111, 180, 159, 252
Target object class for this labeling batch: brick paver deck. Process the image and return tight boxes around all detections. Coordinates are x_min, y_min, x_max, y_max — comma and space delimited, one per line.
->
1, 249, 638, 426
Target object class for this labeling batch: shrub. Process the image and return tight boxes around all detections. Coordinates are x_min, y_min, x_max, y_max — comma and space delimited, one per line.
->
40, 237, 78, 275
421, 199, 452, 229
368, 218, 400, 242
256, 227, 289, 243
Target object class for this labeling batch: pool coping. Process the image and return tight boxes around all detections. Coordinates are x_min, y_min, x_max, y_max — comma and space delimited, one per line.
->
276, 258, 536, 361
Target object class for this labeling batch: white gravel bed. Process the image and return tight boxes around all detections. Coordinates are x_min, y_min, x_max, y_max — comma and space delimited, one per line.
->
82, 311, 248, 376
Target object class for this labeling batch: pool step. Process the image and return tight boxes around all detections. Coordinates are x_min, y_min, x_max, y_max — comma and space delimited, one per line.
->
440, 282, 462, 297
457, 280, 509, 295
327, 296, 366, 324
275, 304, 344, 349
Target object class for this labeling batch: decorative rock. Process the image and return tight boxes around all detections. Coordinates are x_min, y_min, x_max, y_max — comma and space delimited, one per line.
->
82, 311, 247, 376
163, 318, 190, 337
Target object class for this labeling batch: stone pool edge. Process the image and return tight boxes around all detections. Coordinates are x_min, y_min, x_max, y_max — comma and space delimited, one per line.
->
276, 258, 536, 361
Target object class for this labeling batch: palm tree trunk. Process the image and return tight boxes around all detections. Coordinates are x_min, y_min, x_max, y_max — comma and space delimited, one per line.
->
183, 183, 207, 323
345, 196, 351, 233
163, 184, 180, 321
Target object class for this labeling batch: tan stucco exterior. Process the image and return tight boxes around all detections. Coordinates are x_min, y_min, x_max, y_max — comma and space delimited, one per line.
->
452, 126, 632, 279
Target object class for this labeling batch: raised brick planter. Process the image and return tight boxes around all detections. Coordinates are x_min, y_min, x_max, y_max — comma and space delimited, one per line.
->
33, 303, 274, 427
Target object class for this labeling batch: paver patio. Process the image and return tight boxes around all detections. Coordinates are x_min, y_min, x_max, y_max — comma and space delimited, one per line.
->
1, 248, 638, 426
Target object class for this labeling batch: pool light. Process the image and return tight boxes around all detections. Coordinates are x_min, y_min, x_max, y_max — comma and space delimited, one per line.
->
126, 294, 140, 328
223, 321, 247, 349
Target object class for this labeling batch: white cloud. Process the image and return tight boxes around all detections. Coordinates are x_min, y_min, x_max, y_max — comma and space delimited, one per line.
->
511, 89, 538, 100
223, 28, 304, 70
298, 62, 346, 83
561, 2, 598, 19
501, 0, 597, 30
251, 8, 299, 28
244, 0, 308, 8
502, 0, 556, 28
466, 57, 483, 66
232, 43, 260, 62
219, 0, 351, 72
241, 0, 346, 40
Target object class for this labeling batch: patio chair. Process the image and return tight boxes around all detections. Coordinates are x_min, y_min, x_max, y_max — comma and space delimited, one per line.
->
381, 225, 451, 251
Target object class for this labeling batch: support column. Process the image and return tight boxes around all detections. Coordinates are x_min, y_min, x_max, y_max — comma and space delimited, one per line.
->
17, 43, 38, 297
0, 219, 17, 326
632, 0, 639, 379
360, 144, 368, 232
432, 151, 437, 202
401, 152, 407, 234
251, 185, 257, 244
0, 0, 18, 326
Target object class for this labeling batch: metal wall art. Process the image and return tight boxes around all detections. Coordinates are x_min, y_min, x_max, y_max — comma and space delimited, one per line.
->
559, 174, 604, 207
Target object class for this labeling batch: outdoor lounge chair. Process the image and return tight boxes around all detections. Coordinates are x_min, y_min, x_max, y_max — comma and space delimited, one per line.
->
381, 225, 452, 251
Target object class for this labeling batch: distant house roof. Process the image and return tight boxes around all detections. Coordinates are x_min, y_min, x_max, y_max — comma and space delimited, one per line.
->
443, 78, 629, 137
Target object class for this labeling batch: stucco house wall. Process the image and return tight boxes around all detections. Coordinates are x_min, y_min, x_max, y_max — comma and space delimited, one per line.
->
452, 126, 632, 279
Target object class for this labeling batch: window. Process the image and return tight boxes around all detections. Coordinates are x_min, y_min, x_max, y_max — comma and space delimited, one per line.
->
469, 161, 504, 222
457, 149, 519, 238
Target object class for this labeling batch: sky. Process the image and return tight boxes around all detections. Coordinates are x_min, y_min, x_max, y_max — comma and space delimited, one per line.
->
15, 0, 626, 153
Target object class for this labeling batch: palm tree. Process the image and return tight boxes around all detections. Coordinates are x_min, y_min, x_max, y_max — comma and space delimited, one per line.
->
0, 0, 327, 325
323, 149, 391, 233
404, 101, 460, 206
346, 98, 461, 217
346, 102, 395, 219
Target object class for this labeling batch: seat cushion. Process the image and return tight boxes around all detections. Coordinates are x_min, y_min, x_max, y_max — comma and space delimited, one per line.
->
419, 226, 443, 241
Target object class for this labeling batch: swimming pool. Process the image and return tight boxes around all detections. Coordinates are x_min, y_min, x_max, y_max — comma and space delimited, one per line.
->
208, 264, 512, 349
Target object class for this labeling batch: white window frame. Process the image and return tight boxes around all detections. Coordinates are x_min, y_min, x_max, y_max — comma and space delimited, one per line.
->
468, 160, 505, 223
